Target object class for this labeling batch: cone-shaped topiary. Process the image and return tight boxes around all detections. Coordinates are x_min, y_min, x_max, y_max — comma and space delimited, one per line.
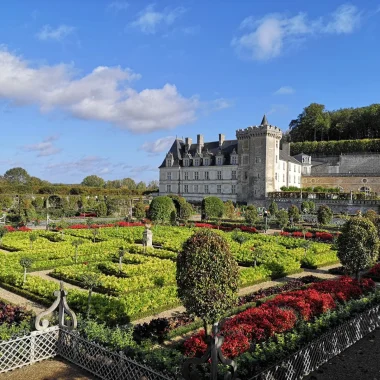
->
177, 230, 239, 331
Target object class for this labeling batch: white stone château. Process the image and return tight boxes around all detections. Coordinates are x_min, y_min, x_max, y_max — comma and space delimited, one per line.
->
159, 116, 307, 204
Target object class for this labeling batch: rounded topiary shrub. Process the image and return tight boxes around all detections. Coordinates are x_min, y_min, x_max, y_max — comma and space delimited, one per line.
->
317, 205, 333, 225
177, 230, 239, 328
337, 217, 379, 279
148, 196, 176, 223
201, 196, 224, 220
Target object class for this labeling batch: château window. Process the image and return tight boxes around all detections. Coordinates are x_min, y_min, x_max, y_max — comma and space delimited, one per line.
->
205, 185, 209, 194
283, 162, 285, 169
231, 156, 238, 165
184, 172, 189, 180
205, 171, 209, 180
167, 185, 171, 193
232, 170, 236, 180
166, 159, 172, 167
217, 185, 221, 194
217, 171, 222, 180
184, 184, 189, 193
167, 172, 172, 180
276, 155, 278, 163
255, 157, 261, 164
275, 173, 277, 180
217, 157, 223, 165
194, 172, 199, 180
244, 156, 249, 165
360, 186, 371, 196
244, 172, 248, 180
183, 159, 189, 167
204, 158, 209, 166
194, 158, 200, 166
283, 173, 285, 182
194, 184, 198, 193
231, 184, 236, 194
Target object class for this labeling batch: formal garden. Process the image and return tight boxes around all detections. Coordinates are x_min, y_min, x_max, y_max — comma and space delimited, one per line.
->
1, 195, 380, 379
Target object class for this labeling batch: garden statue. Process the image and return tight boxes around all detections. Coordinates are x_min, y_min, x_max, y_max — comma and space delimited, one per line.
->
142, 224, 153, 248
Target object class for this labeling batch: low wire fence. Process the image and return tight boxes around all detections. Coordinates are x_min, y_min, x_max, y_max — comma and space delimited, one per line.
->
250, 304, 380, 380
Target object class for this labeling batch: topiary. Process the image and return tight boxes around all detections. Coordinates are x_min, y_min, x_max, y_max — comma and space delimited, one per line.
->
177, 230, 239, 334
224, 200, 236, 219
245, 205, 258, 225
134, 202, 146, 220
317, 205, 333, 225
288, 205, 300, 223
201, 196, 224, 220
268, 201, 278, 217
148, 196, 176, 223
337, 217, 379, 279
277, 209, 289, 231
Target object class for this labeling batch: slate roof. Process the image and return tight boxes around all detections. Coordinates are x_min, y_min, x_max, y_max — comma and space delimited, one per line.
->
279, 150, 302, 165
159, 138, 238, 168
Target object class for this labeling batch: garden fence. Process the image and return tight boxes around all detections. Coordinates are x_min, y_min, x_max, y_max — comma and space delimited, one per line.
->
250, 304, 380, 380
0, 282, 175, 380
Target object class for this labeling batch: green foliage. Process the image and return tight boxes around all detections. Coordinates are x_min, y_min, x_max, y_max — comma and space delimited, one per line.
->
245, 205, 258, 225
96, 201, 108, 217
19, 257, 33, 269
0, 195, 13, 209
148, 196, 176, 223
224, 201, 236, 219
288, 205, 300, 223
277, 210, 289, 230
364, 209, 378, 224
317, 205, 333, 225
268, 201, 278, 216
337, 217, 380, 278
301, 200, 316, 213
0, 227, 8, 242
289, 103, 380, 143
201, 196, 224, 219
168, 195, 192, 220
231, 229, 250, 246
4, 167, 31, 185
81, 175, 106, 188
134, 202, 146, 220
176, 230, 239, 325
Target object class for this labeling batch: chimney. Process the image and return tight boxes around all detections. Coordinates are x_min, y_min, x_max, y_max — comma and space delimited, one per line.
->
282, 142, 291, 156
219, 134, 225, 147
185, 137, 192, 147
197, 134, 204, 153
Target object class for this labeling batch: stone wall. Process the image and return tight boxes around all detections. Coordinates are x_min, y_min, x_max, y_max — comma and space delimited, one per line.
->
267, 198, 380, 214
302, 175, 380, 193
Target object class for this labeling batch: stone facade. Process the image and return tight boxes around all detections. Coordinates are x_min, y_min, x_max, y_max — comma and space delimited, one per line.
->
159, 116, 302, 204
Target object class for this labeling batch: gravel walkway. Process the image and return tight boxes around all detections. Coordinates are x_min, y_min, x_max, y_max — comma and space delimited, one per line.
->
0, 285, 45, 314
29, 270, 83, 291
1, 358, 96, 380
305, 327, 380, 380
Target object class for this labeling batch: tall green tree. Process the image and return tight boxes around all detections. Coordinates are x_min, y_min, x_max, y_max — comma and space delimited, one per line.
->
81, 175, 105, 188
4, 167, 30, 185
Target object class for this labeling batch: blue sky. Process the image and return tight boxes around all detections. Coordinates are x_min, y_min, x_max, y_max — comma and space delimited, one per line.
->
0, 0, 379, 184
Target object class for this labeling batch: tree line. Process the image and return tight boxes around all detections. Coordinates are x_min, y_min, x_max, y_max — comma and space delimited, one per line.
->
0, 168, 158, 195
288, 103, 380, 142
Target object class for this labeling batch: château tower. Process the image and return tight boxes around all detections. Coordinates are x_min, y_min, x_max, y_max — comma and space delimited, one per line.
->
236, 115, 282, 204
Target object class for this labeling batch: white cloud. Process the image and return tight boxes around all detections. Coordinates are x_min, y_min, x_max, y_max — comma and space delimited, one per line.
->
141, 136, 175, 155
129, 165, 158, 173
274, 86, 295, 95
45, 156, 110, 174
107, 1, 129, 12
211, 98, 233, 111
130, 4, 186, 34
0, 48, 199, 133
37, 24, 75, 41
267, 104, 288, 115
22, 135, 61, 157
232, 4, 362, 60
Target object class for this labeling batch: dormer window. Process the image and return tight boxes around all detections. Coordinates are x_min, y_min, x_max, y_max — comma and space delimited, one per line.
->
217, 156, 223, 166
184, 158, 189, 167
204, 158, 209, 166
230, 155, 238, 165
194, 158, 200, 166
166, 153, 174, 167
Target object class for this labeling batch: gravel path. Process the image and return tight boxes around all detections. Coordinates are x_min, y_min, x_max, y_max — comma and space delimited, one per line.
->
29, 270, 83, 291
304, 327, 380, 380
0, 285, 45, 314
1, 358, 96, 380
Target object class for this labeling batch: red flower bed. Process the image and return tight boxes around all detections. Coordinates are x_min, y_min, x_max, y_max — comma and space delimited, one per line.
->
292, 231, 304, 238
315, 232, 334, 241
305, 232, 313, 239
194, 223, 257, 234
367, 263, 380, 278
17, 226, 32, 232
183, 277, 374, 359
4, 225, 15, 232
280, 231, 290, 237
